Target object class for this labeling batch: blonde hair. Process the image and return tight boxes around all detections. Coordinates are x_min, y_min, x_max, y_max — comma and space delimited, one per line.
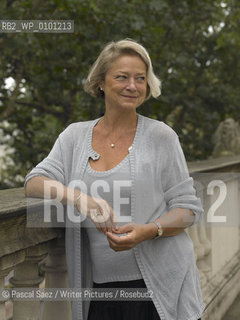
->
84, 38, 161, 100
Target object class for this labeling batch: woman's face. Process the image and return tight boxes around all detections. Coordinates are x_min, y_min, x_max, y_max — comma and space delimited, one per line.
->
100, 55, 147, 112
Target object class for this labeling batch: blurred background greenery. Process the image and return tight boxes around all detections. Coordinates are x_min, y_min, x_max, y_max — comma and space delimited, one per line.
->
0, 0, 239, 189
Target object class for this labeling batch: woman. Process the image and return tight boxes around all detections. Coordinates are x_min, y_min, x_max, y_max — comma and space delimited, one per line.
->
25, 39, 204, 320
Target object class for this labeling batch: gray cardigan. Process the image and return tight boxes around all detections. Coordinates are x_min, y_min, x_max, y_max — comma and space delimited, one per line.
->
25, 114, 205, 320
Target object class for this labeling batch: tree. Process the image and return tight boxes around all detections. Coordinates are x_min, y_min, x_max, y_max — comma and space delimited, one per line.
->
0, 0, 239, 188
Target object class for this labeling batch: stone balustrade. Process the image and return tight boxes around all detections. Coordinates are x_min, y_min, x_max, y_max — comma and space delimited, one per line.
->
0, 189, 72, 320
0, 154, 239, 320
188, 155, 240, 320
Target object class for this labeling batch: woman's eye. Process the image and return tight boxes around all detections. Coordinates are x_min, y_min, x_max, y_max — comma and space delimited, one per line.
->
116, 75, 126, 80
137, 76, 145, 82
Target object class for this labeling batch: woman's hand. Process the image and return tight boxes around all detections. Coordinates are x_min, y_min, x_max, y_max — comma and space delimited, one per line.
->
75, 192, 118, 234
106, 223, 156, 251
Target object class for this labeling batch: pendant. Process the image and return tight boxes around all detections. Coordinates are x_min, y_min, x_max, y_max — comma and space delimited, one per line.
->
110, 143, 115, 148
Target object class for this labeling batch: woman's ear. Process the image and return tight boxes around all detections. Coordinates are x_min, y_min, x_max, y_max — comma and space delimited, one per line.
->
98, 82, 105, 97
98, 81, 104, 91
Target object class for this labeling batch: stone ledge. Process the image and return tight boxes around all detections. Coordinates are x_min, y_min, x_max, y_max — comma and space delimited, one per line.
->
0, 188, 64, 258
188, 155, 240, 174
0, 188, 43, 218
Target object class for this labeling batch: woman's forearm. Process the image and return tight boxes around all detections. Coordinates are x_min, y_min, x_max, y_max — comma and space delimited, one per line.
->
24, 176, 80, 205
106, 208, 195, 251
146, 208, 195, 239
25, 176, 117, 232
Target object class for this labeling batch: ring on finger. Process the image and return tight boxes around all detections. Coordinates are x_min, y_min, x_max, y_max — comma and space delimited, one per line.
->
94, 212, 102, 218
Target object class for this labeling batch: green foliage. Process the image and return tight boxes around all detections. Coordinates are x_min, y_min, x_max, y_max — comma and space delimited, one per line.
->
0, 0, 240, 188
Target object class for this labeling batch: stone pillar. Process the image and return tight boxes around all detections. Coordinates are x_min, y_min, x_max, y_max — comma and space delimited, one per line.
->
41, 237, 72, 320
0, 269, 12, 320
0, 250, 26, 320
197, 212, 211, 284
189, 178, 212, 286
10, 244, 48, 320
189, 224, 205, 261
196, 180, 211, 283
188, 179, 206, 261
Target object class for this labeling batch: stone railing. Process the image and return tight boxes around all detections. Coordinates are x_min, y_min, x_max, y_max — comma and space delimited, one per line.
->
0, 154, 240, 320
0, 189, 72, 320
188, 155, 240, 320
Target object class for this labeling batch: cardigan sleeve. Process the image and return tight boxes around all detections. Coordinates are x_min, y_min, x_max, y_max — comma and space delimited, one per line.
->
25, 134, 66, 186
162, 133, 204, 224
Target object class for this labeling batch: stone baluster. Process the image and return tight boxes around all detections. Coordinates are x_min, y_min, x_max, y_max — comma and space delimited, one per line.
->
197, 207, 211, 282
189, 224, 205, 260
188, 179, 206, 261
198, 210, 211, 257
0, 269, 12, 320
0, 250, 26, 320
41, 237, 72, 320
10, 243, 48, 320
188, 178, 212, 286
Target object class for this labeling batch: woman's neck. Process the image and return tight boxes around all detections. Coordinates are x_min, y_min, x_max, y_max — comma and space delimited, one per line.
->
102, 110, 138, 132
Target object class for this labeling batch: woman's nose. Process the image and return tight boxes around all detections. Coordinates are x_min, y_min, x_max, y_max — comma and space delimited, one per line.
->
126, 78, 137, 91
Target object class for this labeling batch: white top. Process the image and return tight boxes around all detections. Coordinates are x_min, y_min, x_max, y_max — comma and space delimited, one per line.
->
82, 155, 142, 283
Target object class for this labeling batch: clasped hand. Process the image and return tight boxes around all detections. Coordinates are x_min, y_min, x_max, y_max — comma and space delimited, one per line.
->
106, 223, 148, 252
75, 193, 149, 251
